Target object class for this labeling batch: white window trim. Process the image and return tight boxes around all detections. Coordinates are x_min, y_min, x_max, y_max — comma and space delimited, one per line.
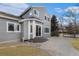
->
6, 22, 21, 33
44, 33, 50, 34
7, 22, 15, 32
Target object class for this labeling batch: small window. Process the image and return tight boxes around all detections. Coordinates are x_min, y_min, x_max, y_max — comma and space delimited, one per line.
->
45, 16, 46, 20
15, 24, 20, 32
34, 10, 39, 16
34, 10, 37, 15
8, 23, 14, 31
30, 25, 32, 33
16, 24, 19, 31
44, 28, 49, 33
48, 18, 49, 21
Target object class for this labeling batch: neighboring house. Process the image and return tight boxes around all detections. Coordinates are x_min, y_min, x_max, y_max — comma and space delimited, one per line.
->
0, 6, 51, 43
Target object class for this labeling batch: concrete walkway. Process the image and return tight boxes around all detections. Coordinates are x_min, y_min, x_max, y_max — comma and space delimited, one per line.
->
37, 37, 79, 56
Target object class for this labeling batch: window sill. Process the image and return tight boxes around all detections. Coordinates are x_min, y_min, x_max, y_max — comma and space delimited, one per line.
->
44, 33, 50, 34
7, 31, 21, 33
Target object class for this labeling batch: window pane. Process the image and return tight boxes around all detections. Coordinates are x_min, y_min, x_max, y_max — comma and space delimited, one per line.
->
8, 23, 14, 31
45, 16, 46, 20
48, 18, 49, 21
45, 28, 49, 33
34, 10, 39, 16
39, 26, 41, 36
30, 25, 32, 33
36, 25, 38, 36
34, 10, 37, 14
17, 25, 19, 31
36, 25, 41, 36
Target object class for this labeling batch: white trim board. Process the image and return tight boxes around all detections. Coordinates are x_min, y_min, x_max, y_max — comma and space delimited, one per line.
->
19, 19, 43, 23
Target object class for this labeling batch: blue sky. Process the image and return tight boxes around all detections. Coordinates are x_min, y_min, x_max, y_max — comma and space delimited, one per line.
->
29, 3, 78, 16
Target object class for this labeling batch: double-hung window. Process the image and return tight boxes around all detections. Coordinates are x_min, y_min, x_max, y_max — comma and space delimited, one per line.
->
7, 22, 21, 32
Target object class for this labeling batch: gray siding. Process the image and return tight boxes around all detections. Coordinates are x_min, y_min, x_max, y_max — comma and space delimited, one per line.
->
0, 18, 21, 42
32, 7, 46, 20
42, 19, 51, 38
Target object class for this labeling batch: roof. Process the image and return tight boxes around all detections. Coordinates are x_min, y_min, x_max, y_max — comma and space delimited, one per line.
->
0, 3, 31, 20
0, 7, 31, 20
0, 4, 30, 16
20, 7, 31, 17
0, 12, 21, 20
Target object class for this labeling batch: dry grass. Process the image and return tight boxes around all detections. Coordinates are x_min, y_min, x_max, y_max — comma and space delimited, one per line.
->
72, 39, 79, 50
0, 43, 48, 56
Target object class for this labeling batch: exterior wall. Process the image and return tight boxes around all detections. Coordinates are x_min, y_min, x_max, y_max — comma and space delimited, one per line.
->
32, 7, 51, 38
0, 7, 51, 42
22, 7, 51, 39
0, 18, 21, 42
42, 19, 51, 38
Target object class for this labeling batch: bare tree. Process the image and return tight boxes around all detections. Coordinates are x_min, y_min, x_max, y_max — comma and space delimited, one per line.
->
64, 7, 79, 38
58, 17, 64, 36
66, 22, 75, 37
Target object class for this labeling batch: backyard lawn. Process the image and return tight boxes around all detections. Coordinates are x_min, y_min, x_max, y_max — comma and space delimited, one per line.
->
0, 43, 48, 56
72, 38, 79, 51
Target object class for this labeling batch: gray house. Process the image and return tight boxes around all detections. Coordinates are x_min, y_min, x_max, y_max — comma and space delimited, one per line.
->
0, 6, 51, 43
